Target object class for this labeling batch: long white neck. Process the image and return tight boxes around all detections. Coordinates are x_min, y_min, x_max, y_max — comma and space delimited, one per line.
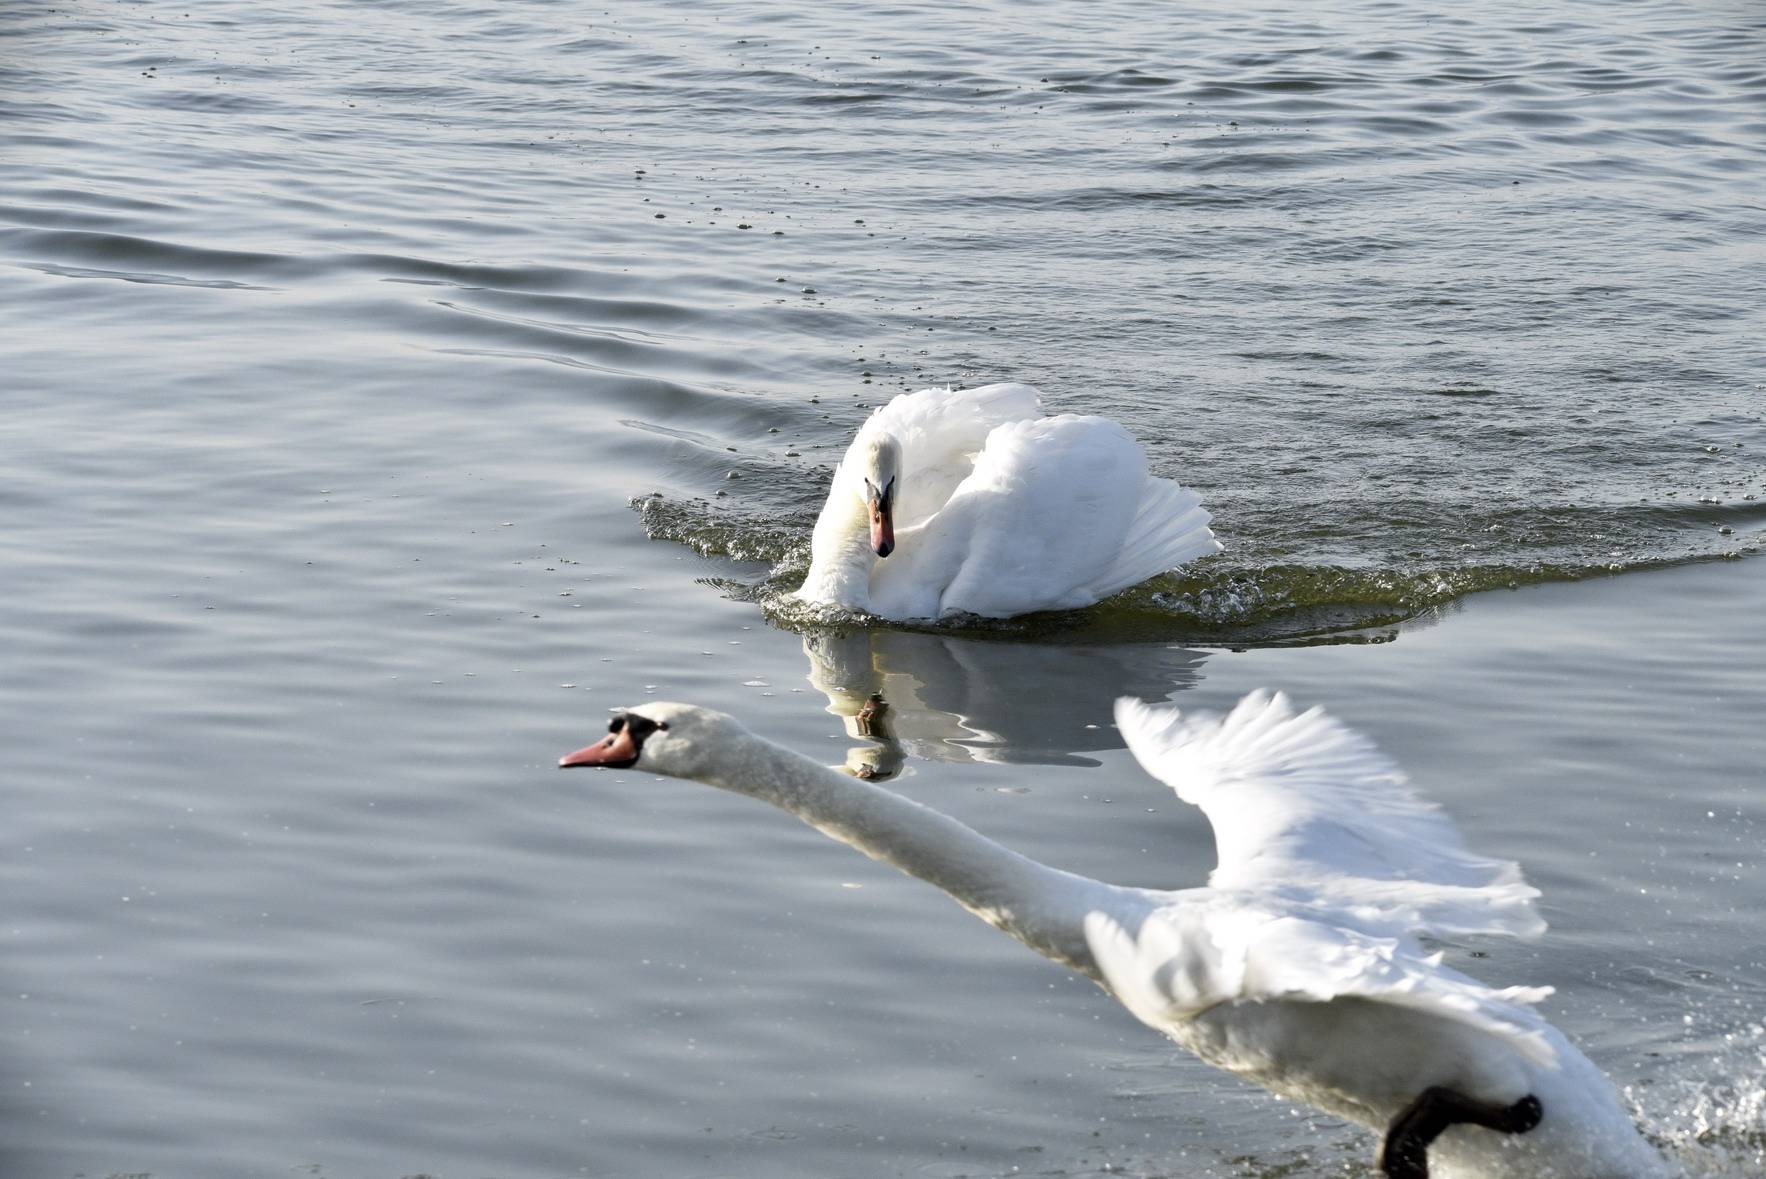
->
699, 735, 1125, 977
797, 480, 874, 609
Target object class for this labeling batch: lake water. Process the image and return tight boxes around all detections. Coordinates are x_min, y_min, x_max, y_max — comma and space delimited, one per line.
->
2, 0, 1763, 1176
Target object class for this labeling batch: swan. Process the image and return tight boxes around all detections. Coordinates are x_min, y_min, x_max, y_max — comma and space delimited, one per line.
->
559, 691, 1668, 1178
795, 382, 1220, 620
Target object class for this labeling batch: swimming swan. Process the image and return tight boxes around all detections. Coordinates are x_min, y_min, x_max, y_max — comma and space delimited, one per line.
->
795, 383, 1219, 620
559, 691, 1667, 1178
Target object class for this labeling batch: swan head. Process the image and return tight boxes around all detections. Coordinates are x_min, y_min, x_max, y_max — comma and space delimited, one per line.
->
853, 434, 900, 558
558, 701, 746, 781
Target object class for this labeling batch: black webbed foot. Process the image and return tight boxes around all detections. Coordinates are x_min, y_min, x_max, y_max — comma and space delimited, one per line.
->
1485, 1093, 1542, 1134
1378, 1087, 1543, 1178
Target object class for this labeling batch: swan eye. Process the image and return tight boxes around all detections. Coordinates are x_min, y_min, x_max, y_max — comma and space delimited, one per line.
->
563, 714, 668, 771
613, 713, 667, 742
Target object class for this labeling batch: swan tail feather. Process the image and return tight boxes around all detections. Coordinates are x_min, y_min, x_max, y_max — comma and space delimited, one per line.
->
1078, 476, 1219, 602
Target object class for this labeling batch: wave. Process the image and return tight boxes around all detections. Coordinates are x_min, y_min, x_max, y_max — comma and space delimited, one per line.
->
633, 493, 1763, 646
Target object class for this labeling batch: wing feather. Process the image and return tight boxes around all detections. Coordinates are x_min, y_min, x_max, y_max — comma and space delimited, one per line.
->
930, 415, 1146, 617
1113, 690, 1546, 940
1084, 907, 1558, 1065
860, 384, 1040, 529
1087, 689, 1558, 1067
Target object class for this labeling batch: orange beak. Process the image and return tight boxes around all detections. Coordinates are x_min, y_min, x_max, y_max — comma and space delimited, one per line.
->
559, 726, 640, 768
869, 500, 894, 558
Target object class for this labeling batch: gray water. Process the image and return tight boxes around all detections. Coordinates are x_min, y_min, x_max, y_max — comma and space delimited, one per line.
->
3, 0, 1764, 1175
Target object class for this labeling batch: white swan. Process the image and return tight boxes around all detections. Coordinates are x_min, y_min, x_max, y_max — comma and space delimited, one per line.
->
559, 691, 1668, 1178
795, 383, 1220, 620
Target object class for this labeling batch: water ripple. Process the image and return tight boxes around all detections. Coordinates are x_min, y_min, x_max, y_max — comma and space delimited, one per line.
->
3, 5, 1764, 1168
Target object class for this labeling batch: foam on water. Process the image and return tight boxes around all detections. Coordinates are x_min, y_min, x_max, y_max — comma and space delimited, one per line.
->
1636, 1016, 1766, 1178
634, 488, 1764, 643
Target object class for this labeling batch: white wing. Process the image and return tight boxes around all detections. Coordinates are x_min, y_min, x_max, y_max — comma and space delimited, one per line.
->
925, 414, 1150, 617
860, 383, 1040, 530
1083, 903, 1559, 1065
870, 413, 1218, 619
1113, 689, 1545, 941
1085, 690, 1559, 1064
1077, 474, 1219, 603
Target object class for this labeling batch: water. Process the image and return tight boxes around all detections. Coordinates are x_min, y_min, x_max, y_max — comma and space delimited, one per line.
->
2, 0, 1763, 1175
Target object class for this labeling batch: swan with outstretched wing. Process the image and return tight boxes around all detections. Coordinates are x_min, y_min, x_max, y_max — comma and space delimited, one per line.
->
559, 690, 1669, 1178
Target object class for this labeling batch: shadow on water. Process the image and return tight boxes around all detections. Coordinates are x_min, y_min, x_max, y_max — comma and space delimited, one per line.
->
801, 629, 1210, 779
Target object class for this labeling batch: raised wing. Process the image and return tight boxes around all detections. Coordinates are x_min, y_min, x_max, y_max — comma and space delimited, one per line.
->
926, 414, 1149, 617
861, 383, 1040, 529
1114, 690, 1545, 941
1076, 474, 1218, 603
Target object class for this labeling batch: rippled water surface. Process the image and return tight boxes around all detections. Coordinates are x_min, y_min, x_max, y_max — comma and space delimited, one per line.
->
3, 0, 1764, 1176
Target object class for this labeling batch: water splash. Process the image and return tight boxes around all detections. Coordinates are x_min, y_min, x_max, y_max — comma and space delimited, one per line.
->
632, 492, 1761, 646
1635, 1018, 1766, 1178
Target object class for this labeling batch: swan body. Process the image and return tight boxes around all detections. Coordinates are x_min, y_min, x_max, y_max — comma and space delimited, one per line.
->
559, 692, 1668, 1178
795, 383, 1219, 620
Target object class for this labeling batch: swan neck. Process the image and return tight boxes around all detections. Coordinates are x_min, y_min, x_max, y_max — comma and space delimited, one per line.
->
703, 738, 1113, 976
798, 470, 875, 608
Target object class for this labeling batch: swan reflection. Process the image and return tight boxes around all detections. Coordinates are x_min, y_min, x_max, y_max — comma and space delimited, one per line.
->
802, 630, 1208, 779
